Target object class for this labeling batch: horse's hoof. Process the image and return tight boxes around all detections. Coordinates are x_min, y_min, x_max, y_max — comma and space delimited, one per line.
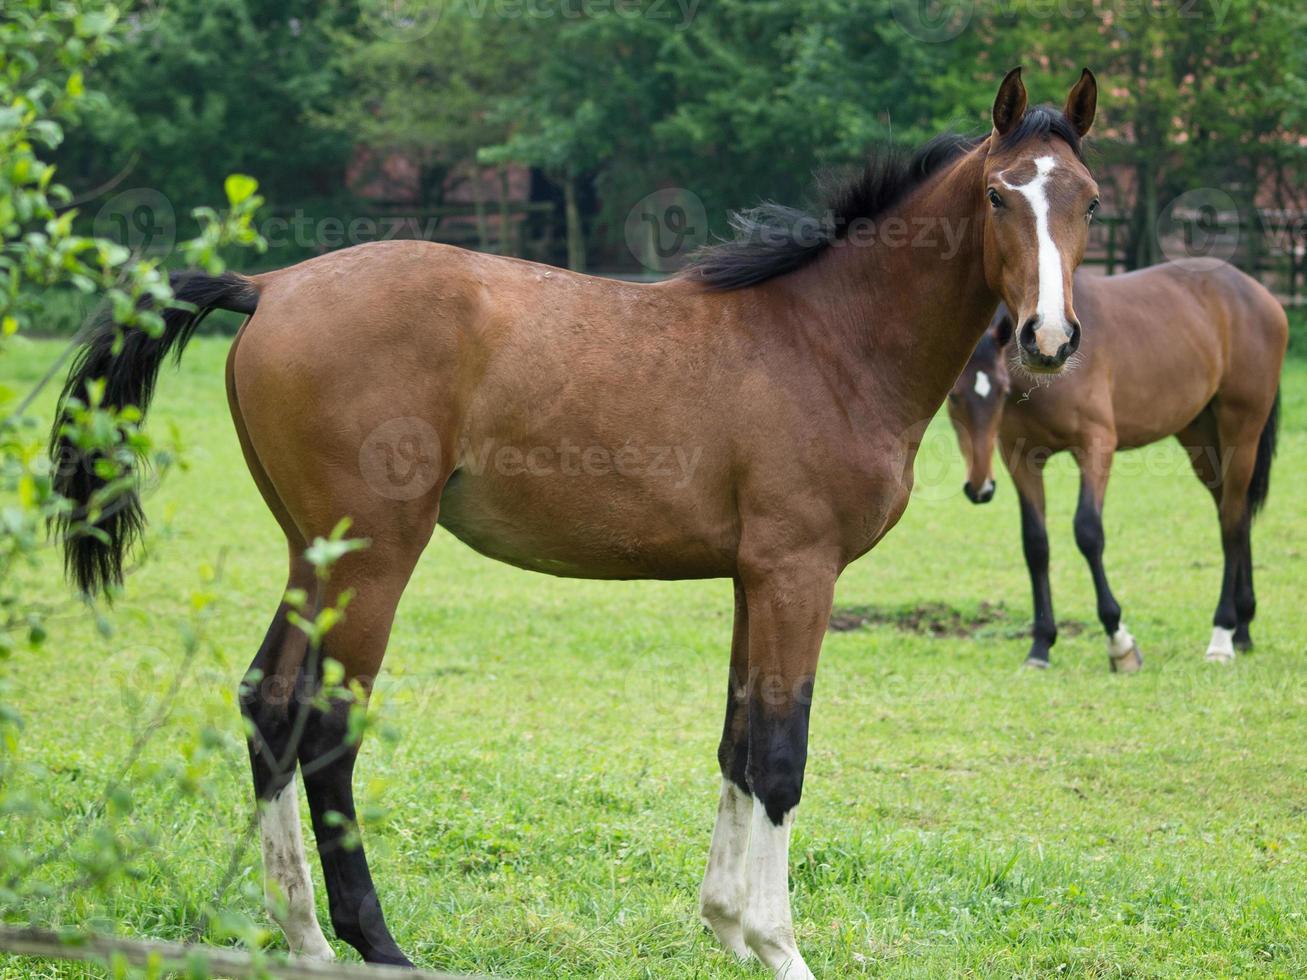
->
700, 913, 752, 961
1205, 627, 1236, 663
1023, 656, 1050, 670
1108, 645, 1143, 674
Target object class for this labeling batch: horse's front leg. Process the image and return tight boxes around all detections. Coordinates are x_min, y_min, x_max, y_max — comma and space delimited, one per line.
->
1071, 438, 1141, 673
699, 579, 754, 960
1009, 450, 1057, 667
738, 555, 836, 980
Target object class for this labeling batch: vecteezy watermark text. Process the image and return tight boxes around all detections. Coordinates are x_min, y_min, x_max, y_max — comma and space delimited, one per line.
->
358, 418, 705, 500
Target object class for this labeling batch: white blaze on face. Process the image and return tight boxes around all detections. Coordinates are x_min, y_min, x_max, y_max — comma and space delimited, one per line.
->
974, 370, 992, 399
1001, 156, 1070, 357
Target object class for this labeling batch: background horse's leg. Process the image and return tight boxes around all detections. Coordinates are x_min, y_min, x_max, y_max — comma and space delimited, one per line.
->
699, 580, 753, 960
1205, 408, 1260, 663
240, 551, 335, 960
738, 557, 835, 980
1233, 546, 1256, 651
1071, 439, 1140, 672
1009, 451, 1057, 667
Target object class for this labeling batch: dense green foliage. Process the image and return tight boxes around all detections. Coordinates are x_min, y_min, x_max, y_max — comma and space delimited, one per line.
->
46, 0, 1307, 274
3, 337, 1306, 976
2, 2, 1303, 975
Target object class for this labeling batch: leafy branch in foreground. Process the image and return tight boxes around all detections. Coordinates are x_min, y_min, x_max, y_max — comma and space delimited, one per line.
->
0, 3, 359, 975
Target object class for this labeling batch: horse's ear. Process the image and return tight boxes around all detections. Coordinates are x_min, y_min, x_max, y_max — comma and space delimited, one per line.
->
992, 66, 1028, 137
1064, 68, 1097, 137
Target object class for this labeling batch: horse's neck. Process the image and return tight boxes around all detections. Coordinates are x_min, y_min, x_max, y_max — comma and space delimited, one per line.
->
790, 146, 999, 434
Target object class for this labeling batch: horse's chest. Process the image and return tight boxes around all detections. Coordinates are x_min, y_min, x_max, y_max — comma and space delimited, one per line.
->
831, 456, 915, 563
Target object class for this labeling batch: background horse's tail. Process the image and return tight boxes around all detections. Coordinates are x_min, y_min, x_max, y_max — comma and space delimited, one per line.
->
50, 270, 259, 596
1247, 387, 1279, 519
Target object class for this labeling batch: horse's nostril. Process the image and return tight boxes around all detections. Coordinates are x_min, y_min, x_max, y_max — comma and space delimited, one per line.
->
1066, 319, 1082, 355
1018, 316, 1040, 354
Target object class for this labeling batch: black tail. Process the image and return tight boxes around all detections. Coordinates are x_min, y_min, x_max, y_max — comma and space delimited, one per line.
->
1247, 388, 1279, 519
50, 271, 258, 596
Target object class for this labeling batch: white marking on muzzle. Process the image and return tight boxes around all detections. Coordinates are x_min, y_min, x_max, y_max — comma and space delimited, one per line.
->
974, 371, 992, 398
1002, 156, 1070, 357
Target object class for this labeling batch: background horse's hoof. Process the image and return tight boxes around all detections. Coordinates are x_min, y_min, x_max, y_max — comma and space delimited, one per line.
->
1023, 656, 1050, 670
1206, 627, 1237, 663
1108, 645, 1143, 673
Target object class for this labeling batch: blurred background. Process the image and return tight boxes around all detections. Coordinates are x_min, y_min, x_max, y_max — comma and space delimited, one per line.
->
46, 0, 1307, 313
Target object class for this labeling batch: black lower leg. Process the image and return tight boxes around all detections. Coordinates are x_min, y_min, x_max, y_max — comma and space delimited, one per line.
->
299, 691, 410, 966
240, 604, 299, 802
717, 678, 751, 795
1233, 543, 1256, 650
745, 682, 812, 826
1213, 519, 1248, 635
1019, 493, 1057, 665
1073, 482, 1122, 637
718, 580, 752, 795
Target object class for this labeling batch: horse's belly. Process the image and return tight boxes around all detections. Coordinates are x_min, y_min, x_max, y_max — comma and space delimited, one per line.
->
435, 468, 737, 580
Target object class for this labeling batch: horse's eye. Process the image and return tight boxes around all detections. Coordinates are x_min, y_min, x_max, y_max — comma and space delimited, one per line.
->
1087, 198, 1100, 221
987, 189, 1003, 209
948, 392, 959, 403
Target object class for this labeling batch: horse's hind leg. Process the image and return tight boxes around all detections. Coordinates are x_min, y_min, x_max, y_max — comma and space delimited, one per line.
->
228, 337, 336, 958
1204, 406, 1261, 663
699, 579, 753, 960
240, 554, 336, 960
1232, 550, 1256, 651
295, 539, 431, 965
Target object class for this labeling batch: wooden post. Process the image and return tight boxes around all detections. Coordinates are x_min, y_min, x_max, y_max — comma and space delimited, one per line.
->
497, 166, 514, 258
563, 175, 586, 273
471, 166, 490, 252
0, 926, 477, 980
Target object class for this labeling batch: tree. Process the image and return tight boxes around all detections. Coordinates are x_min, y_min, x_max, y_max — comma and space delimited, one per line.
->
1, 0, 264, 957
51, 0, 354, 244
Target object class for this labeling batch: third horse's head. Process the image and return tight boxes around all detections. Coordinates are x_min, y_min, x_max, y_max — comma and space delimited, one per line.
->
948, 310, 1013, 504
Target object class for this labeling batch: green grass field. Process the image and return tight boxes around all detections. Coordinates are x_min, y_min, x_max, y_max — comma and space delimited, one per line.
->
3, 337, 1305, 978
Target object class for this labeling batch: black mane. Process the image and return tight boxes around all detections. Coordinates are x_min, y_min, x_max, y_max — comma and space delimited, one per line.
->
683, 105, 1083, 292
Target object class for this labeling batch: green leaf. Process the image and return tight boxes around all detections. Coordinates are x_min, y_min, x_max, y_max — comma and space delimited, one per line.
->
223, 174, 259, 205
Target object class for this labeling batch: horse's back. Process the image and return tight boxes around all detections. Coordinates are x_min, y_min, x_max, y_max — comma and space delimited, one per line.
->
1076, 262, 1283, 447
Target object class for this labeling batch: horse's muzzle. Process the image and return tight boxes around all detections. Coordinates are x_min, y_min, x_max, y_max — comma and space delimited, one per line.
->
964, 479, 996, 504
1018, 315, 1081, 372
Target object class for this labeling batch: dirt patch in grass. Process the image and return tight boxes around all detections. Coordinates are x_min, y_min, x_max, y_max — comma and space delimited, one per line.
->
828, 600, 1088, 638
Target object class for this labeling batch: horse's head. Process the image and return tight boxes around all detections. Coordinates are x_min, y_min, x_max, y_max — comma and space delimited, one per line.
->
982, 67, 1098, 375
947, 310, 1013, 504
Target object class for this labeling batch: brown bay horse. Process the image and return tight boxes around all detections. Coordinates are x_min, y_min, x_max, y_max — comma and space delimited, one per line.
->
948, 261, 1285, 672
52, 69, 1098, 977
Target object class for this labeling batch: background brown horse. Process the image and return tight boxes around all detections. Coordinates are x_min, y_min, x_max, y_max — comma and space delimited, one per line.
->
948, 261, 1285, 672
52, 70, 1097, 977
